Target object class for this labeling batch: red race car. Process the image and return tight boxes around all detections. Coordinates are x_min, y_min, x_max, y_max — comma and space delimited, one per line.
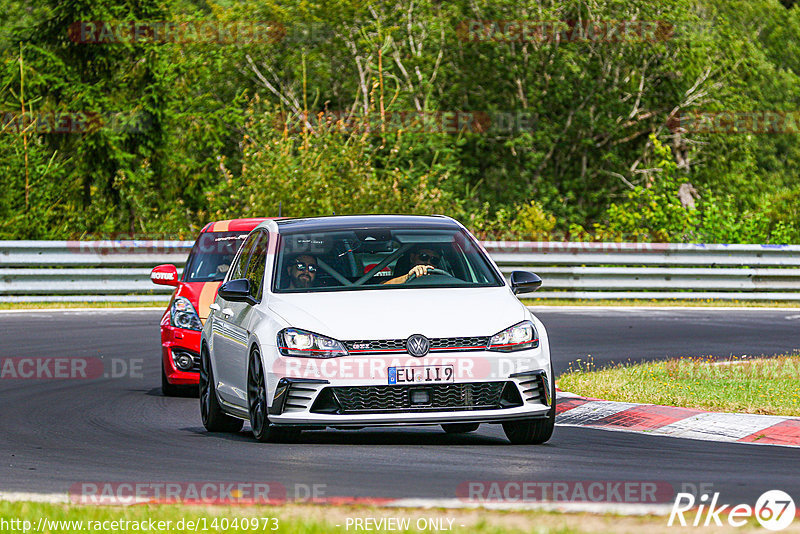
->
151, 218, 268, 395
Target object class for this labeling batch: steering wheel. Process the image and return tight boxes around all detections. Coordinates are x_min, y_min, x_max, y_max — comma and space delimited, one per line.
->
407, 267, 453, 281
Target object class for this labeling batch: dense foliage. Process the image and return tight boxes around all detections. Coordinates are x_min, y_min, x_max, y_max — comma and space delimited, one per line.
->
1, 0, 799, 243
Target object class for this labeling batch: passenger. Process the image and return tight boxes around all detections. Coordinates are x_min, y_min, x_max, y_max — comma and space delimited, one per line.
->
215, 254, 234, 276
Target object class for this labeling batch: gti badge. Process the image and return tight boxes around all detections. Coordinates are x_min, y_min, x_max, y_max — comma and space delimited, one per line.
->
406, 334, 430, 357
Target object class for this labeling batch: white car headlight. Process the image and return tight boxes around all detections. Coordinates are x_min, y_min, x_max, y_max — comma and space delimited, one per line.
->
171, 297, 202, 331
489, 320, 539, 352
278, 328, 348, 358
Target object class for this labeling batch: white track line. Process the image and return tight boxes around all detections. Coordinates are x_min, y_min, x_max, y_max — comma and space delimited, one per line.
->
656, 413, 790, 441
0, 492, 68, 503
556, 401, 640, 425
0, 307, 161, 314
554, 395, 800, 448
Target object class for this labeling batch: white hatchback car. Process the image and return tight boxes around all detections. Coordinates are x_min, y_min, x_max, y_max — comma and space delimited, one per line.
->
199, 215, 555, 444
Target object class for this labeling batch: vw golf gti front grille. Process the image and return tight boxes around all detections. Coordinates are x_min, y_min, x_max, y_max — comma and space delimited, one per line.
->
310, 381, 523, 414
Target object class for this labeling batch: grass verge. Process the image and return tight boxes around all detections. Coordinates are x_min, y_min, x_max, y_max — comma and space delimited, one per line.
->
0, 302, 165, 310
0, 501, 778, 534
558, 353, 800, 416
522, 298, 800, 308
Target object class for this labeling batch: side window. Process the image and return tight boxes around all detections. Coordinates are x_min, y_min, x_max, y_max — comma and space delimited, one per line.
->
229, 233, 259, 281
245, 232, 269, 300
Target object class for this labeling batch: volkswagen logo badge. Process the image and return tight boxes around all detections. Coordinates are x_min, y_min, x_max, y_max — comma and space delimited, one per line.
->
406, 334, 430, 357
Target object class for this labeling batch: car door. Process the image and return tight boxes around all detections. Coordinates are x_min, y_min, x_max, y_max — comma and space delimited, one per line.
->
212, 231, 259, 405
215, 231, 270, 407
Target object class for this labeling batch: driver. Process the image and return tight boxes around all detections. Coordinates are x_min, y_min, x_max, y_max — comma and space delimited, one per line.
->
215, 254, 233, 276
287, 254, 318, 289
383, 247, 442, 285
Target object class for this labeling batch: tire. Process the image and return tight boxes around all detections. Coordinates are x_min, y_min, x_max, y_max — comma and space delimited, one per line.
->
161, 363, 181, 397
441, 423, 480, 434
199, 345, 243, 433
247, 349, 272, 442
502, 375, 556, 445
247, 348, 301, 443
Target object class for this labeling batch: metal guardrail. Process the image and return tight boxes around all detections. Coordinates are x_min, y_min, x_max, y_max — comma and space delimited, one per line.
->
0, 241, 191, 302
2, 240, 800, 302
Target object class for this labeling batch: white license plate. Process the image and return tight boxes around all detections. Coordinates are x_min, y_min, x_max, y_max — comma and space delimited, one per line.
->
388, 365, 454, 384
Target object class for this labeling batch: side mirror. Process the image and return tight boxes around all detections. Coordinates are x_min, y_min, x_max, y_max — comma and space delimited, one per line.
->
510, 271, 542, 294
150, 264, 179, 287
218, 278, 255, 304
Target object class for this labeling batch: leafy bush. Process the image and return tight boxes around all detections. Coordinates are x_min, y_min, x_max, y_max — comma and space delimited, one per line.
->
595, 136, 699, 242
593, 135, 800, 244
207, 97, 463, 220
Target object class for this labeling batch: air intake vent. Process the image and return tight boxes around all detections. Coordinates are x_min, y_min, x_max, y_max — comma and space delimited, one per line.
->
314, 381, 519, 414
513, 372, 550, 406
270, 378, 328, 415
283, 385, 316, 413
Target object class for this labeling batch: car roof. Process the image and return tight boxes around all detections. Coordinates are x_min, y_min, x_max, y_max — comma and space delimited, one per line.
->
274, 215, 458, 233
200, 218, 272, 233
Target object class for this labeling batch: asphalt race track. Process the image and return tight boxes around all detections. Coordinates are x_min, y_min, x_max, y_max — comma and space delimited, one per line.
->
1, 308, 798, 505
535, 306, 800, 374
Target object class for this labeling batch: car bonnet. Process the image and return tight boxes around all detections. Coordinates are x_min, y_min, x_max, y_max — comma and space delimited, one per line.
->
267, 286, 528, 341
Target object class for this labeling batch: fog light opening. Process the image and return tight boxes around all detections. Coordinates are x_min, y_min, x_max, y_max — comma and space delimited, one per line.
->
173, 351, 194, 371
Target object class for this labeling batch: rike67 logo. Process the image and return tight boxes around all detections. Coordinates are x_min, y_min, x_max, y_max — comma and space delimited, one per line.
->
669, 490, 795, 531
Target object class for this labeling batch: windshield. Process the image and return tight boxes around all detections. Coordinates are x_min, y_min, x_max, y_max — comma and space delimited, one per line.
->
273, 227, 503, 293
183, 231, 250, 282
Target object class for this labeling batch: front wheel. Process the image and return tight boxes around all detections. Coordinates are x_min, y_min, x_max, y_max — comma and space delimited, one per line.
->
502, 376, 556, 444
199, 345, 243, 433
247, 349, 302, 443
247, 349, 272, 442
502, 416, 554, 444
161, 363, 181, 397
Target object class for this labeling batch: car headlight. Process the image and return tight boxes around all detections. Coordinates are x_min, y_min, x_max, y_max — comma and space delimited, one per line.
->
278, 328, 348, 358
171, 297, 203, 331
488, 320, 539, 351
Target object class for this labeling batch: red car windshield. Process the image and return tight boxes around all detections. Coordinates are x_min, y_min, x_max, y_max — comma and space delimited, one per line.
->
183, 231, 250, 282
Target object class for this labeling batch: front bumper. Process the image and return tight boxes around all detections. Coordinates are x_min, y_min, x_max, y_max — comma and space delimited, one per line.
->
269, 405, 551, 427
265, 368, 552, 427
161, 324, 201, 385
